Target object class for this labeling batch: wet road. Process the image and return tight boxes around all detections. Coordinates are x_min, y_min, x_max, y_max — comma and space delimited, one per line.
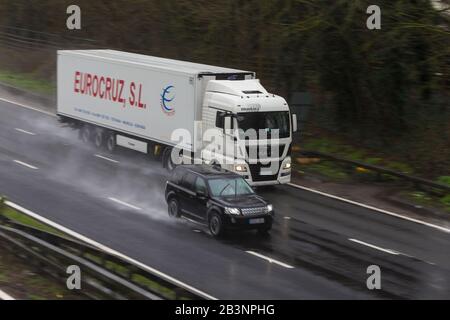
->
0, 98, 449, 299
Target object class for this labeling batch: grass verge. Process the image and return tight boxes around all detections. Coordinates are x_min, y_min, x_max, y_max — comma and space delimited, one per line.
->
294, 138, 450, 213
0, 69, 54, 96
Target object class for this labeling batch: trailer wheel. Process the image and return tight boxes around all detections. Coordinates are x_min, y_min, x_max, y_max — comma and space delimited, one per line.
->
80, 126, 91, 144
94, 129, 104, 149
105, 132, 116, 153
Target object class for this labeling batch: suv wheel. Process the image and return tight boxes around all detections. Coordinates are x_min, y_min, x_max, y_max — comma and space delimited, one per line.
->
209, 212, 224, 238
168, 198, 180, 218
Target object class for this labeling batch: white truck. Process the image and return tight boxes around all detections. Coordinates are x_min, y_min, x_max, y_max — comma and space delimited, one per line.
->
57, 50, 297, 186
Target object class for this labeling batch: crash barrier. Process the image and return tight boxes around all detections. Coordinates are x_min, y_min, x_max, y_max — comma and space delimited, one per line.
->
0, 198, 207, 300
298, 150, 450, 196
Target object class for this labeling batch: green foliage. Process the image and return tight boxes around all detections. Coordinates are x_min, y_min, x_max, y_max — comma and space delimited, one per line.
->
441, 195, 450, 209
437, 176, 450, 187
0, 0, 448, 177
305, 162, 350, 181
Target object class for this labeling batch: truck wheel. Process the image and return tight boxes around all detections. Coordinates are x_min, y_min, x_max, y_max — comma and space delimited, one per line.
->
163, 147, 176, 171
168, 198, 180, 218
106, 132, 116, 153
94, 130, 104, 149
80, 126, 91, 144
209, 212, 224, 238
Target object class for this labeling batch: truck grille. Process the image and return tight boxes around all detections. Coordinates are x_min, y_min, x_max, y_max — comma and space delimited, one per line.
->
245, 144, 285, 159
248, 161, 282, 182
241, 207, 268, 216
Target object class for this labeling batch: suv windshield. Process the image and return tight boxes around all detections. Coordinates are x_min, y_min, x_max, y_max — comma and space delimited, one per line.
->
208, 177, 254, 197
236, 111, 290, 139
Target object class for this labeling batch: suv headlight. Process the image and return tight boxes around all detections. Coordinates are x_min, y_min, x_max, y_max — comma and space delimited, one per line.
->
225, 207, 241, 215
283, 161, 291, 170
234, 164, 247, 172
266, 204, 273, 212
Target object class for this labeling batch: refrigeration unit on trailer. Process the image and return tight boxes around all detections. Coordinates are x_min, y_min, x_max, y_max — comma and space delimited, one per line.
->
57, 49, 297, 186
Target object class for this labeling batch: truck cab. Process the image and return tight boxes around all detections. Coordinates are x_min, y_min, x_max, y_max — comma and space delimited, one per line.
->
200, 79, 297, 186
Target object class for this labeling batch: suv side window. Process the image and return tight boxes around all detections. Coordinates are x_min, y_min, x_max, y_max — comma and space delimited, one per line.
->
181, 172, 197, 190
171, 167, 185, 184
195, 177, 207, 195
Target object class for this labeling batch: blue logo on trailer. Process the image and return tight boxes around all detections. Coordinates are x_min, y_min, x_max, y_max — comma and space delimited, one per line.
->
161, 85, 175, 115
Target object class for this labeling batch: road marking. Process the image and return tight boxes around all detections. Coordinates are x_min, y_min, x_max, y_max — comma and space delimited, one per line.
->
0, 289, 15, 300
246, 250, 295, 269
95, 154, 119, 164
349, 239, 438, 265
4, 200, 216, 300
349, 238, 400, 255
14, 128, 36, 136
0, 97, 56, 117
288, 183, 450, 234
283, 216, 291, 220
13, 160, 38, 170
108, 197, 142, 211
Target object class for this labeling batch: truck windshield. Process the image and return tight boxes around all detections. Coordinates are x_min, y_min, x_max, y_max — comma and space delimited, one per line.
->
208, 178, 254, 197
236, 111, 290, 139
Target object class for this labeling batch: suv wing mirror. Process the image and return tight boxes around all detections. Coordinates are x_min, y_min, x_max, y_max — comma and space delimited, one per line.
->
197, 190, 207, 198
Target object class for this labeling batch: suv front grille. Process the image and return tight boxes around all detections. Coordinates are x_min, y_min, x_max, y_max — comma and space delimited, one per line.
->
241, 207, 268, 216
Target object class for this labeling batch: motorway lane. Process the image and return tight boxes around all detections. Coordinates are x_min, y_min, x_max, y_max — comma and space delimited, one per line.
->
0, 99, 449, 299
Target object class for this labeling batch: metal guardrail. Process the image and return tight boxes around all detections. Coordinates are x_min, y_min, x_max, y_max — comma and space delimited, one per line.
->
298, 150, 450, 195
0, 200, 207, 300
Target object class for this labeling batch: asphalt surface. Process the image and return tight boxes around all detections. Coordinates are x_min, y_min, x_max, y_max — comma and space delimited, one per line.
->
0, 98, 449, 299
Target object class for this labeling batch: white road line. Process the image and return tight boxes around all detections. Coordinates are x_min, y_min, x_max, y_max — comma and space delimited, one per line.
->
0, 97, 56, 117
348, 238, 400, 255
283, 216, 291, 220
13, 160, 38, 170
94, 154, 119, 164
14, 128, 36, 136
288, 183, 450, 234
246, 250, 295, 269
0, 289, 15, 300
4, 200, 216, 300
108, 197, 142, 211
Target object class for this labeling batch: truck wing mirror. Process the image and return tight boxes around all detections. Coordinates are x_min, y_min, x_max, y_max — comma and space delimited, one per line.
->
292, 114, 298, 133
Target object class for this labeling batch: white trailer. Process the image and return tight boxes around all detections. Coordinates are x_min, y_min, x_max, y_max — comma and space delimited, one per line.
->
57, 50, 297, 185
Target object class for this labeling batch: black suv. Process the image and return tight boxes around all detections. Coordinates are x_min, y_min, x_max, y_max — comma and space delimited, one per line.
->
165, 165, 274, 237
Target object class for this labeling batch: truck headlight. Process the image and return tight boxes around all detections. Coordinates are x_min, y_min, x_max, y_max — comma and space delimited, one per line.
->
225, 207, 241, 215
283, 161, 291, 170
266, 204, 273, 212
234, 164, 247, 172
